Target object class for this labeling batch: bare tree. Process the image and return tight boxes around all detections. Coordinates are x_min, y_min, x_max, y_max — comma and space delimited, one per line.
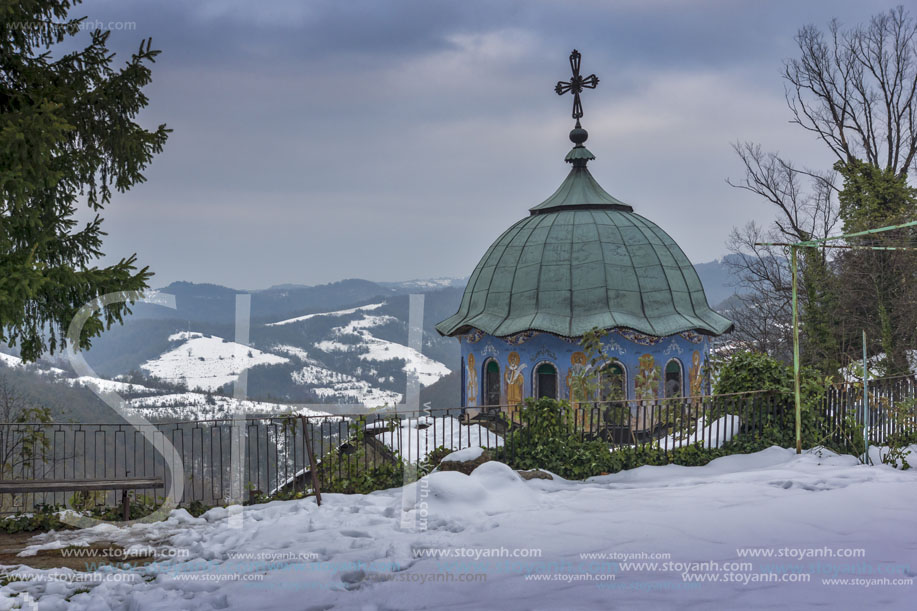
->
727, 7, 917, 372
0, 373, 51, 478
785, 6, 917, 176
725, 144, 839, 364
0, 373, 24, 423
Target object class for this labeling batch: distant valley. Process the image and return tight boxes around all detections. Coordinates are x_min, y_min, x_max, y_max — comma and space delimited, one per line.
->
0, 261, 742, 422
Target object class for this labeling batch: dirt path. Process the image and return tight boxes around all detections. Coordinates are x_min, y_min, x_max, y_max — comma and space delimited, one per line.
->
0, 533, 154, 571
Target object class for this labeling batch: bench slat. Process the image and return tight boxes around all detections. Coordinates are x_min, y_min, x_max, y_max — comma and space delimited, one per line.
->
0, 479, 164, 494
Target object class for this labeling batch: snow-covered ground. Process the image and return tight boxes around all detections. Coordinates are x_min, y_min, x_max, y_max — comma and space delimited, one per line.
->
654, 414, 741, 450
374, 415, 503, 462
3, 446, 914, 610
839, 350, 917, 383
140, 332, 289, 392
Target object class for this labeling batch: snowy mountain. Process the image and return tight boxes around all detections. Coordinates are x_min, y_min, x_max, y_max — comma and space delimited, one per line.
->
377, 277, 467, 291
0, 264, 738, 422
1, 280, 462, 421
115, 295, 455, 414
249, 300, 452, 407
140, 331, 290, 392
0, 351, 330, 421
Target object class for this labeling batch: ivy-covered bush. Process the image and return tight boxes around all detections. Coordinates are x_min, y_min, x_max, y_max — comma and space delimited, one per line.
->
493, 397, 617, 479
713, 351, 792, 395
711, 351, 832, 450
317, 448, 406, 495
491, 397, 746, 478
0, 504, 73, 533
0, 494, 175, 533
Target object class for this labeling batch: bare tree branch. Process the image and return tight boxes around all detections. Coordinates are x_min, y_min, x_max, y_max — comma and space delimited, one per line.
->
785, 7, 917, 176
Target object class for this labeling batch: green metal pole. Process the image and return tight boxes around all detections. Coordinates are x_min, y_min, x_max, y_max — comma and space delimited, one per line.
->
799, 218, 917, 246
792, 245, 801, 454
862, 330, 869, 464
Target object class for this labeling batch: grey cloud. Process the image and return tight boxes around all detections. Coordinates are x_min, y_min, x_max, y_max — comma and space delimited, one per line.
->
72, 0, 906, 289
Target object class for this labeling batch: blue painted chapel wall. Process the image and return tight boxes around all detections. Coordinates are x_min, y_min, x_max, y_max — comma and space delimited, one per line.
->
459, 329, 711, 406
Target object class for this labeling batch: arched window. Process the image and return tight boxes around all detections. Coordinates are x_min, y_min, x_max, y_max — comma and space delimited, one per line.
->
535, 362, 558, 399
664, 359, 683, 399
483, 359, 501, 407
599, 361, 627, 401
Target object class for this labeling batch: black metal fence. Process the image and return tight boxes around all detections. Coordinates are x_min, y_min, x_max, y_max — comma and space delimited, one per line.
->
0, 383, 913, 513
821, 377, 917, 446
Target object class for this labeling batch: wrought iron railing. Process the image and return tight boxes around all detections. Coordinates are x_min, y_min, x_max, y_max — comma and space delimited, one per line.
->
822, 377, 917, 446
0, 385, 913, 513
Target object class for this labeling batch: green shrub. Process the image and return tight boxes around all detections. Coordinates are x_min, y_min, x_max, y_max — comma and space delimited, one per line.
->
418, 445, 452, 477
493, 397, 616, 479
713, 351, 791, 395
317, 449, 405, 494
186, 500, 211, 517
0, 504, 73, 533
492, 397, 764, 479
881, 429, 916, 470
308, 417, 407, 494
712, 351, 831, 450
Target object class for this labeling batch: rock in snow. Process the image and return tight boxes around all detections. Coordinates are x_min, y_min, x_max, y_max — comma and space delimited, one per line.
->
441, 446, 485, 463
438, 447, 492, 475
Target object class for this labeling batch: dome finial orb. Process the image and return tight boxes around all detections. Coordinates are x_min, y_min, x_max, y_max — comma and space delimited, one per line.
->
569, 120, 588, 146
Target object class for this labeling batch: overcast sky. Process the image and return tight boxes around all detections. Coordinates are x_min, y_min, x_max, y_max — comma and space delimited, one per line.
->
74, 0, 904, 290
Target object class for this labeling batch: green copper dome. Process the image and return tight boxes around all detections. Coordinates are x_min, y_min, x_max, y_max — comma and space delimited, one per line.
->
436, 157, 733, 339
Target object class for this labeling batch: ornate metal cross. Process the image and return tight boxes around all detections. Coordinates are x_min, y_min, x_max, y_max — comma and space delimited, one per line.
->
555, 49, 599, 121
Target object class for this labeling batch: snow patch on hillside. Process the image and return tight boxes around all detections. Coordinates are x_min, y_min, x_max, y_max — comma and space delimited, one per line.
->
315, 313, 450, 386
311, 383, 401, 408
65, 377, 156, 396
0, 352, 23, 368
1, 347, 337, 420
272, 345, 311, 362
266, 303, 384, 327
125, 392, 330, 420
140, 332, 289, 392
384, 277, 464, 290
276, 346, 402, 407
0, 352, 66, 376
1, 351, 158, 397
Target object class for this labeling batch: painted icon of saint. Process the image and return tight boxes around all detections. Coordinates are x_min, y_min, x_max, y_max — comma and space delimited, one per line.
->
565, 351, 588, 402
504, 351, 526, 407
634, 353, 660, 402
466, 353, 478, 406
689, 350, 703, 398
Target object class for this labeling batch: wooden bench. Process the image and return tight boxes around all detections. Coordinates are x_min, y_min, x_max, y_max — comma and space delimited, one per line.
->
0, 478, 165, 521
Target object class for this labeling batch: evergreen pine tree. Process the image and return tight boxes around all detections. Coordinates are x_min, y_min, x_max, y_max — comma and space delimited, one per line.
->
1, 0, 169, 361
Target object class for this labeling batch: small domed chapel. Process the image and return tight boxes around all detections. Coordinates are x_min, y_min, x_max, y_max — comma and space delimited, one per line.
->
436, 50, 732, 409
